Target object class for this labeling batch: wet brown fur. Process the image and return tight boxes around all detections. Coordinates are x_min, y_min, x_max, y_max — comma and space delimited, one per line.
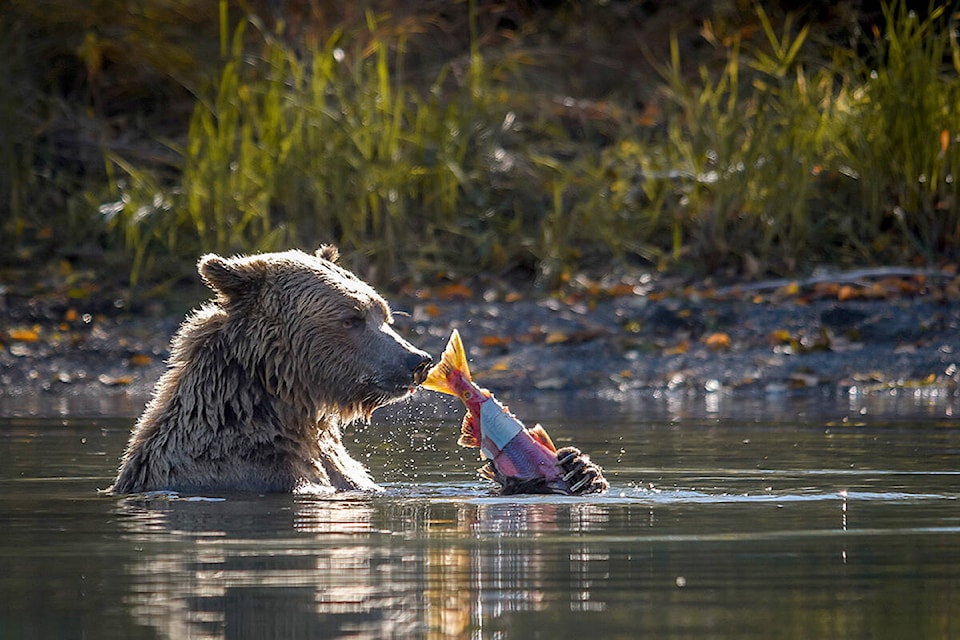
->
108, 246, 429, 495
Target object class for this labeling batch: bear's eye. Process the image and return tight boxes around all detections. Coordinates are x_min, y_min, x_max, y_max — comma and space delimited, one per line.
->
341, 315, 365, 330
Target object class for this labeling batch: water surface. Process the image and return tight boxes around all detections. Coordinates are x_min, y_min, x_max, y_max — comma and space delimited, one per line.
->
1, 391, 958, 639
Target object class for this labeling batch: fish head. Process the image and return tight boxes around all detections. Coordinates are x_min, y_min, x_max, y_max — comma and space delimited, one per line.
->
432, 363, 491, 415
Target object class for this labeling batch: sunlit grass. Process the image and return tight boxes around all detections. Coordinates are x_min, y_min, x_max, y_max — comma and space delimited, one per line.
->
5, 1, 960, 293
112, 6, 535, 285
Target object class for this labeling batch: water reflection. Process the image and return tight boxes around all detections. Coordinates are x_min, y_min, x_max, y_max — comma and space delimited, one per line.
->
4, 404, 960, 639
114, 494, 615, 639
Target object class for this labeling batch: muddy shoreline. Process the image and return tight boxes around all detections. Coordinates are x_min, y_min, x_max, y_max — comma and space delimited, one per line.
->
3, 276, 959, 415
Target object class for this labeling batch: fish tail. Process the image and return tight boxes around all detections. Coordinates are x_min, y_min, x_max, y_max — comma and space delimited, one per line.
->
422, 329, 472, 395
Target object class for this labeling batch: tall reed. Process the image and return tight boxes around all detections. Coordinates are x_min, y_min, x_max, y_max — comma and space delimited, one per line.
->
102, 0, 960, 290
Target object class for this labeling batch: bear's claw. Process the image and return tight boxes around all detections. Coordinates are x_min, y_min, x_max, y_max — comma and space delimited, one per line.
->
555, 446, 609, 495
482, 446, 609, 496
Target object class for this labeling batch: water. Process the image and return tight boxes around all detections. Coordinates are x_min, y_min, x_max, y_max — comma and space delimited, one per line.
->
1, 391, 959, 639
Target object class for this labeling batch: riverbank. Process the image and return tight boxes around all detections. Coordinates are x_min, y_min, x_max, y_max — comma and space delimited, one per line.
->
3, 269, 958, 415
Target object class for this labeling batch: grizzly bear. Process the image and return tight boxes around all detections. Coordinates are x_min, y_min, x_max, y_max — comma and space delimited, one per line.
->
108, 246, 432, 494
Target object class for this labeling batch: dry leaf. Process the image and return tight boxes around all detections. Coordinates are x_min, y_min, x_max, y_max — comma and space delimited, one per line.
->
703, 332, 731, 350
837, 285, 857, 301
480, 335, 511, 347
768, 329, 792, 345
9, 328, 40, 342
606, 283, 638, 297
663, 340, 689, 356
545, 331, 570, 345
776, 281, 800, 297
869, 282, 888, 298
129, 353, 152, 367
490, 359, 511, 372
812, 282, 839, 298
436, 283, 473, 301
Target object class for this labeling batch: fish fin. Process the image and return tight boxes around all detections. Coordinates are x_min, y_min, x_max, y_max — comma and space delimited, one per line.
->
526, 423, 557, 453
422, 329, 471, 395
457, 412, 480, 448
478, 461, 498, 481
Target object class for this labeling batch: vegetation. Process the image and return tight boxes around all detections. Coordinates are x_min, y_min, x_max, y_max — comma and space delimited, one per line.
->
2, 1, 959, 297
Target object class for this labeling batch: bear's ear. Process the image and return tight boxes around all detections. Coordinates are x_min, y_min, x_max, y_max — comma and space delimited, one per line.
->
316, 244, 340, 263
198, 254, 263, 299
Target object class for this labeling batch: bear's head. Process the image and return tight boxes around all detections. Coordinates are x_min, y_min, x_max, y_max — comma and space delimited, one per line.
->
197, 246, 432, 421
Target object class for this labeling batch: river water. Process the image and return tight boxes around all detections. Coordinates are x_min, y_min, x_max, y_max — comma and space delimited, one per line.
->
1, 389, 958, 639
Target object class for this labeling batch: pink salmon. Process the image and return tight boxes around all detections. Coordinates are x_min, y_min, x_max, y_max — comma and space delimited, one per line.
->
423, 329, 593, 494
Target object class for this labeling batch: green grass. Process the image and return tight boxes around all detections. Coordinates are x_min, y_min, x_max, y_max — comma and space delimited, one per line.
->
578, 1, 960, 278
110, 5, 535, 286
4, 1, 960, 295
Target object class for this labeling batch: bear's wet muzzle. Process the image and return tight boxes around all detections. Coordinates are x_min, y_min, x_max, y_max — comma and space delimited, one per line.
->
408, 351, 432, 386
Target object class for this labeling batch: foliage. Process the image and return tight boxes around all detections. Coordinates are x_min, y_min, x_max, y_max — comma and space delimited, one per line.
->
591, 1, 960, 277
110, 6, 541, 285
4, 1, 960, 294
840, 1, 960, 260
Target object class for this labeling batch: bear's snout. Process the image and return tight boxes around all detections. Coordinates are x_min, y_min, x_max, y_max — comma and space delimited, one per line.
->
408, 351, 432, 385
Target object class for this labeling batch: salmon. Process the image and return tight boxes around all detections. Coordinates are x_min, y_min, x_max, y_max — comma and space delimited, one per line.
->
423, 329, 607, 495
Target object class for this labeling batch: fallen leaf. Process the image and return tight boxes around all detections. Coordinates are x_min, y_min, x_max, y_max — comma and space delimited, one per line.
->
490, 360, 511, 372
67, 287, 90, 300
98, 374, 133, 386
812, 282, 839, 298
64, 308, 79, 322
129, 353, 152, 367
776, 281, 800, 297
865, 282, 886, 299
837, 285, 858, 301
545, 331, 570, 345
9, 328, 40, 342
436, 283, 473, 301
703, 332, 731, 350
603, 283, 631, 297
480, 335, 511, 347
768, 329, 792, 345
663, 340, 689, 356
